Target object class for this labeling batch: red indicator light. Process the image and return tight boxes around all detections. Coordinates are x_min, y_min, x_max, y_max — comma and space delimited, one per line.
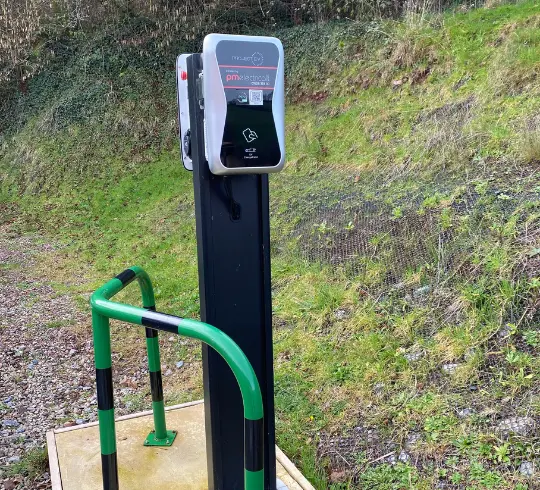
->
181, 71, 187, 81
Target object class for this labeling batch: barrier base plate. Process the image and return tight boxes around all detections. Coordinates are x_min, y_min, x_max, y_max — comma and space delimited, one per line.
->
144, 429, 177, 447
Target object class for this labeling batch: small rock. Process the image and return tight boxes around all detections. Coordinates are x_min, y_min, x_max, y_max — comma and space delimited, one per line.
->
63, 421, 77, 428
75, 419, 85, 425
175, 361, 184, 369
442, 363, 459, 374
4, 396, 13, 403
497, 416, 536, 437
15, 428, 25, 433
333, 308, 350, 320
2, 420, 19, 428
69, 348, 77, 356
498, 324, 513, 338
164, 369, 172, 376
373, 382, 385, 393
366, 429, 378, 444
519, 461, 535, 477
413, 285, 431, 298
457, 408, 474, 418
398, 450, 410, 463
7, 456, 20, 463
387, 453, 397, 465
404, 351, 423, 362
168, 337, 175, 342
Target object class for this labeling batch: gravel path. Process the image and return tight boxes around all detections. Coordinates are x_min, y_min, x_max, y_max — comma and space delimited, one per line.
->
0, 227, 197, 489
0, 229, 96, 489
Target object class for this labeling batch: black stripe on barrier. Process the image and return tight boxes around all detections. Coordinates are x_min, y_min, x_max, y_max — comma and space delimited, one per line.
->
96, 368, 114, 411
244, 418, 264, 472
149, 371, 164, 403
144, 307, 159, 337
101, 452, 119, 490
141, 310, 181, 334
115, 268, 136, 285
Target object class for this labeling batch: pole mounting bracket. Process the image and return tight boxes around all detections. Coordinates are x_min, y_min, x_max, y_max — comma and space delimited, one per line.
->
143, 429, 178, 447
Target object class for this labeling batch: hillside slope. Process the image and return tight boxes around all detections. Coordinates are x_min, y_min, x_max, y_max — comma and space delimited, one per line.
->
1, 1, 539, 489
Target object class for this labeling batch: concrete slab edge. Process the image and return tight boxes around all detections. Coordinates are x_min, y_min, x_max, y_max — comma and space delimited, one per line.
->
46, 430, 62, 490
275, 446, 316, 490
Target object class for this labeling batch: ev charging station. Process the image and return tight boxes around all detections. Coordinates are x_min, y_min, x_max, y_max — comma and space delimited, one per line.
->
47, 33, 307, 490
180, 34, 285, 489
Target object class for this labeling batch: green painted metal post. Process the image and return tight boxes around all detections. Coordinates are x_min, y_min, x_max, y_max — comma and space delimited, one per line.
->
114, 267, 175, 447
145, 329, 168, 441
178, 318, 265, 489
92, 311, 118, 490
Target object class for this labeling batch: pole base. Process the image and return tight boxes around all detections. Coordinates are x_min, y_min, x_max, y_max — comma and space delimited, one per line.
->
143, 429, 177, 447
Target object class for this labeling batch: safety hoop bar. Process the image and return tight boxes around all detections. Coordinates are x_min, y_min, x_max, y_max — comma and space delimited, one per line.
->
90, 266, 264, 490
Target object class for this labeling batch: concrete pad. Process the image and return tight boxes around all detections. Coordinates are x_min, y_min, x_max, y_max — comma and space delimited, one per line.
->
48, 401, 313, 490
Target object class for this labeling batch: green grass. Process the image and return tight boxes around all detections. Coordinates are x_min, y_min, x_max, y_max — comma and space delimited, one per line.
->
1, 1, 540, 488
10, 150, 199, 317
2, 448, 49, 479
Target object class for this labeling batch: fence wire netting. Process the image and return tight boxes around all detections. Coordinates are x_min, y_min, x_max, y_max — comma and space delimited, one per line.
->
272, 162, 540, 320
270, 159, 540, 464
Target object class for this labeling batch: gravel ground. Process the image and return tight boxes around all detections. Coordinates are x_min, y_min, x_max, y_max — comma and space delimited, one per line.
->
0, 227, 199, 489
0, 230, 95, 489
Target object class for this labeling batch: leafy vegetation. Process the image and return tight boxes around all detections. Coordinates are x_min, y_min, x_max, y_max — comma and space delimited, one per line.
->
1, 448, 49, 479
1, 0, 539, 488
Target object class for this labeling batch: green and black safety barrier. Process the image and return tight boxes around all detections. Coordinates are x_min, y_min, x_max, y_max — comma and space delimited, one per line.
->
90, 266, 264, 490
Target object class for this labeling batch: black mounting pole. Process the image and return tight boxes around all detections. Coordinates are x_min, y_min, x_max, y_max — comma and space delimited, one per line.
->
186, 54, 277, 490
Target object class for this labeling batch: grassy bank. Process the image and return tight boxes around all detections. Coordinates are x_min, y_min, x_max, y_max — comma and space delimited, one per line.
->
1, 1, 539, 488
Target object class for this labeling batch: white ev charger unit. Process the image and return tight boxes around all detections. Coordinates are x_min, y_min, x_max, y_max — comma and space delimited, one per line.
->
176, 54, 193, 171
202, 34, 285, 175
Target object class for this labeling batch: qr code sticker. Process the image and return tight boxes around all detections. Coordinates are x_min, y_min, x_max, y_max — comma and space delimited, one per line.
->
249, 90, 263, 106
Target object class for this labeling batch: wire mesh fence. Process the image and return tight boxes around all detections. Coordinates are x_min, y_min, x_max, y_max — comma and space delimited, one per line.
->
270, 159, 540, 481
272, 162, 539, 296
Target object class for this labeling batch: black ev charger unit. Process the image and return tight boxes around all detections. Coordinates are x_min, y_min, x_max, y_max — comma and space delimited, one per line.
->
177, 34, 285, 490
